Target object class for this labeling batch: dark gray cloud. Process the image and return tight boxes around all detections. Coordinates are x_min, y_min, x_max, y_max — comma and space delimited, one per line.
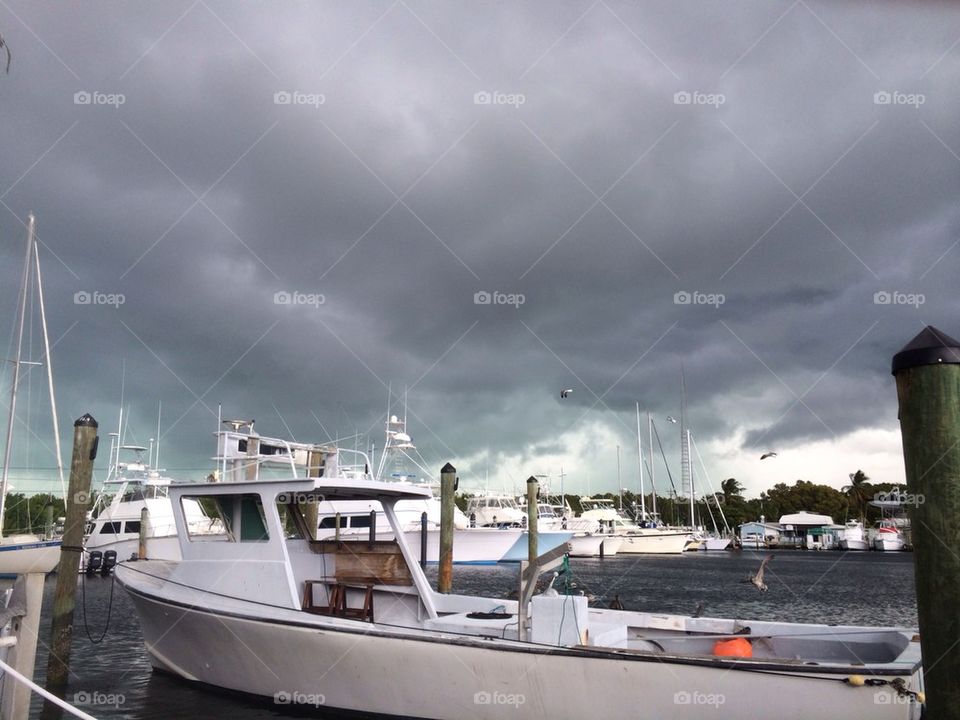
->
1, 1, 958, 496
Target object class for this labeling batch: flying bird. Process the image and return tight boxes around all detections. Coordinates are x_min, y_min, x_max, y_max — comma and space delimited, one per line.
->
760, 452, 778, 460
560, 388, 573, 399
741, 554, 774, 592
665, 416, 678, 424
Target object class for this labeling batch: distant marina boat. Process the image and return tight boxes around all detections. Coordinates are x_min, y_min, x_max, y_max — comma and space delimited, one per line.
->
579, 497, 690, 554
839, 520, 870, 551
116, 443, 925, 719
873, 520, 906, 552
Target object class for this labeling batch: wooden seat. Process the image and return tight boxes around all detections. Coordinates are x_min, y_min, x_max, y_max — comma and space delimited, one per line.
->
302, 580, 374, 622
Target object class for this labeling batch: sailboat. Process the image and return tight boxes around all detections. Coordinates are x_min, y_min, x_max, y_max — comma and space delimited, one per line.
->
0, 214, 63, 575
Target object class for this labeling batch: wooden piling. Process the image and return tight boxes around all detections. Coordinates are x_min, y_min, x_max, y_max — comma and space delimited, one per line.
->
438, 463, 456, 593
44, 414, 98, 695
526, 477, 538, 565
892, 325, 960, 719
138, 506, 149, 559
419, 512, 428, 569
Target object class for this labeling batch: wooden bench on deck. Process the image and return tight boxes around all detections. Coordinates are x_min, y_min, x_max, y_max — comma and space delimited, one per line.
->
302, 540, 413, 621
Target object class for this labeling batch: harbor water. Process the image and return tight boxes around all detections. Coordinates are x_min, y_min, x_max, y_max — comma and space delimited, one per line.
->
26, 551, 916, 718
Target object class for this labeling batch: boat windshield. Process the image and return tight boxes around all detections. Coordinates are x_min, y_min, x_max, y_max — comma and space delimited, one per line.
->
120, 482, 169, 503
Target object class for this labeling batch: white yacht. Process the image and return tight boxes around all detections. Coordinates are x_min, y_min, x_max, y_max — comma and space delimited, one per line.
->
465, 494, 526, 527
840, 520, 870, 551
579, 497, 690, 554
116, 446, 925, 719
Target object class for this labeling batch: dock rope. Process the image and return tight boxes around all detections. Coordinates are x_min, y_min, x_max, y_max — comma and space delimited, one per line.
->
80, 567, 115, 644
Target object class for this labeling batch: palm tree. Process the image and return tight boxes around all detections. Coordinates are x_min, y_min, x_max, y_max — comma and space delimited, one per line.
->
720, 477, 744, 504
842, 470, 871, 522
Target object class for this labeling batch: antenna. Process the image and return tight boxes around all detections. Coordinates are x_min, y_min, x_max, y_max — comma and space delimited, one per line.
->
636, 402, 645, 521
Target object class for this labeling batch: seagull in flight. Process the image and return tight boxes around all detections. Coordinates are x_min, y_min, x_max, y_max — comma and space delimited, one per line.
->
741, 554, 774, 592
760, 452, 778, 460
560, 388, 573, 399
665, 416, 678, 424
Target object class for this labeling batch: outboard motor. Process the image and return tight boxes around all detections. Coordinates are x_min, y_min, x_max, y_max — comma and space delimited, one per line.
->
86, 551, 103, 576
100, 550, 118, 577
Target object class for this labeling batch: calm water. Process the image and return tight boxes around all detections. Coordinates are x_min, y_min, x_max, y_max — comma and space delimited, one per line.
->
24, 551, 916, 719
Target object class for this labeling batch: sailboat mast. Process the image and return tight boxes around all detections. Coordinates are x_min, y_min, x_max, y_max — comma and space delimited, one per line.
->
648, 411, 657, 517
154, 401, 162, 470
0, 215, 38, 531
616, 444, 622, 510
636, 402, 645, 520
32, 231, 66, 501
686, 429, 694, 529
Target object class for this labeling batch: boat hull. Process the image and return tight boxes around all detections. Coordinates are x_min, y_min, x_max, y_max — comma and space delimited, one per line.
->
874, 536, 905, 552
500, 531, 574, 562
0, 537, 61, 576
616, 532, 690, 555
840, 539, 870, 551
567, 534, 604, 558
122, 584, 922, 720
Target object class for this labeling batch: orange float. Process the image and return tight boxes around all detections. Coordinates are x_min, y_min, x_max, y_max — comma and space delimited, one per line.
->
713, 637, 753, 658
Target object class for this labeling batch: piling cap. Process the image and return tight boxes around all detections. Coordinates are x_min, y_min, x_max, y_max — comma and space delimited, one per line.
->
441, 462, 456, 474
892, 326, 960, 374
74, 413, 98, 428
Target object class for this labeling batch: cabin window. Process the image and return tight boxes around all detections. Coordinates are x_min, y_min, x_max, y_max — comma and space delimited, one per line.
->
319, 517, 339, 529
124, 521, 141, 534
181, 494, 269, 542
348, 515, 371, 529
99, 522, 122, 534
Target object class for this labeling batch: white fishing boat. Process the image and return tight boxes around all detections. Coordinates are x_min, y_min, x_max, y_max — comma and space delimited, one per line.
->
116, 445, 925, 719
840, 520, 870, 551
873, 521, 905, 552
700, 536, 733, 551
0, 215, 62, 576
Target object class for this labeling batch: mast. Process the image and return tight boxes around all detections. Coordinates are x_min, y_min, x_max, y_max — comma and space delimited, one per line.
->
680, 365, 693, 528
154, 401, 162, 469
648, 411, 657, 517
686, 429, 694, 529
1, 215, 38, 533
32, 231, 66, 501
616, 444, 622, 510
636, 402, 645, 520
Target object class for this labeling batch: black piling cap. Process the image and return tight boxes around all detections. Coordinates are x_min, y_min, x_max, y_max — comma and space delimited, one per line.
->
527, 476, 538, 484
74, 413, 98, 428
441, 462, 456, 474
892, 326, 960, 374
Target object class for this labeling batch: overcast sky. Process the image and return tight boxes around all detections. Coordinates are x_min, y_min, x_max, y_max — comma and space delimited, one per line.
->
1, 1, 958, 500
